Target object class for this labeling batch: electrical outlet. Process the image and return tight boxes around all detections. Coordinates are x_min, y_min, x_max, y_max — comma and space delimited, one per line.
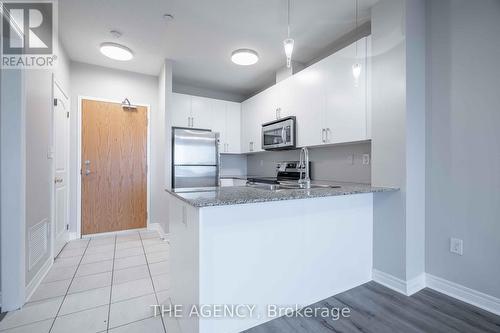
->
362, 154, 370, 165
450, 238, 463, 255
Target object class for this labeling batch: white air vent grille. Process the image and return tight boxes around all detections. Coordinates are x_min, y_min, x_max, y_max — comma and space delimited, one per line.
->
29, 219, 49, 269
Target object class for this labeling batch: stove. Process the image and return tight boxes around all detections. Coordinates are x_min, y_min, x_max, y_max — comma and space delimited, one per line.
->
247, 161, 311, 185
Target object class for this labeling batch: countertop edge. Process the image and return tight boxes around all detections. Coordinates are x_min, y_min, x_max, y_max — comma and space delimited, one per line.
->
165, 186, 398, 208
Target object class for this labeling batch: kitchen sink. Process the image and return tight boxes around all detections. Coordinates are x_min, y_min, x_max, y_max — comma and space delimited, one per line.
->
279, 184, 341, 189
247, 182, 341, 191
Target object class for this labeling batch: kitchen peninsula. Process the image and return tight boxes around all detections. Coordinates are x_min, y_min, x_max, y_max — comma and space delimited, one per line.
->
166, 182, 395, 333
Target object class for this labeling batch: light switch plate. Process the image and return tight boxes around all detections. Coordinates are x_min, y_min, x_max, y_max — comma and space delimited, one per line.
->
450, 238, 463, 255
362, 154, 370, 165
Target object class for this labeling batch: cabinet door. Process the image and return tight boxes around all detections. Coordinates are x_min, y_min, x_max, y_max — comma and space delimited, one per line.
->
171, 93, 192, 128
241, 96, 261, 153
241, 99, 252, 153
225, 102, 241, 153
211, 99, 227, 151
260, 85, 279, 123
324, 39, 367, 144
191, 96, 213, 130
292, 66, 327, 147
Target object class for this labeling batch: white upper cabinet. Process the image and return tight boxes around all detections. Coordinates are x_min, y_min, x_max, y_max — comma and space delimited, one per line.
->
225, 102, 241, 154
323, 37, 368, 144
172, 37, 371, 155
240, 36, 370, 149
190, 96, 213, 130
289, 67, 327, 147
211, 99, 227, 148
171, 93, 241, 154
241, 95, 264, 153
171, 93, 192, 128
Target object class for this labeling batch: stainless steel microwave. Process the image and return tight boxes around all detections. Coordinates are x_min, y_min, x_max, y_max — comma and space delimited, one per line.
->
261, 116, 296, 150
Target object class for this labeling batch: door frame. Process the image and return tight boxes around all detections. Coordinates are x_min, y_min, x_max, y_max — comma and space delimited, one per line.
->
51, 76, 70, 257
76, 96, 151, 238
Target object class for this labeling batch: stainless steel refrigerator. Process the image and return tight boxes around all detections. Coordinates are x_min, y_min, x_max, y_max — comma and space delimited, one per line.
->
172, 127, 219, 189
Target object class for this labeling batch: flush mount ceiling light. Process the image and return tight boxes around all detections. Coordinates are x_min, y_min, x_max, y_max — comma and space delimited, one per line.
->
100, 42, 134, 61
231, 49, 259, 66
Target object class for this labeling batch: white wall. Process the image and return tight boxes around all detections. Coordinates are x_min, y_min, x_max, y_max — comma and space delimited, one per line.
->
69, 62, 167, 234
371, 0, 426, 282
1, 68, 26, 310
159, 60, 173, 233
426, 0, 500, 298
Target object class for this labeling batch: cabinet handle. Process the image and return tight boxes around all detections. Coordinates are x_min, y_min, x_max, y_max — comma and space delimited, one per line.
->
249, 141, 253, 152
276, 108, 281, 120
321, 129, 326, 143
187, 117, 191, 127
326, 128, 331, 142
190, 117, 194, 128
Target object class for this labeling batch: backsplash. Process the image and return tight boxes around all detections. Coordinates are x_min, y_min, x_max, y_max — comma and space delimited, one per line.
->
220, 154, 248, 176
246, 142, 371, 183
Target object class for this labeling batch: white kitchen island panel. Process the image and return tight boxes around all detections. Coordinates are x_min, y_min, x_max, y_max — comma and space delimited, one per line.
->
168, 192, 374, 333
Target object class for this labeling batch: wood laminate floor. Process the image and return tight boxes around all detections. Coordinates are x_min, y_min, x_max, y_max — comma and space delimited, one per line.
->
244, 281, 500, 333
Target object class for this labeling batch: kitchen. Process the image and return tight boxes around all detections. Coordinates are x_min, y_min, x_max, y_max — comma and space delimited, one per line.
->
1, 1, 500, 333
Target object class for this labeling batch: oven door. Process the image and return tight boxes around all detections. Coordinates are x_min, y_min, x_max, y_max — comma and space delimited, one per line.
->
261, 117, 295, 150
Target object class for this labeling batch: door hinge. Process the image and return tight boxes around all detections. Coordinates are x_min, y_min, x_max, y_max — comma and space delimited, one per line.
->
54, 98, 58, 106
66, 224, 69, 231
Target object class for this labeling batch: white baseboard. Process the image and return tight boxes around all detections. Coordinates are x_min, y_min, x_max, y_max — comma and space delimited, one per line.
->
372, 269, 425, 296
373, 269, 500, 315
426, 274, 500, 316
25, 257, 52, 303
148, 223, 168, 240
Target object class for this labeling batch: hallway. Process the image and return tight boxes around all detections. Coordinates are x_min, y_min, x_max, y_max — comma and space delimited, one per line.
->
0, 229, 169, 332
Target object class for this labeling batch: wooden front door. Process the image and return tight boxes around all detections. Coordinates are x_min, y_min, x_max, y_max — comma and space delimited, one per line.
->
81, 99, 147, 235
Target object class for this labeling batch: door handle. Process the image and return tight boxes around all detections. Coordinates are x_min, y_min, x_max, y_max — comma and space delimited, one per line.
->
84, 160, 92, 176
281, 127, 286, 143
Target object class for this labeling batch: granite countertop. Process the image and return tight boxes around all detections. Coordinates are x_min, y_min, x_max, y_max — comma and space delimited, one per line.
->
166, 180, 397, 208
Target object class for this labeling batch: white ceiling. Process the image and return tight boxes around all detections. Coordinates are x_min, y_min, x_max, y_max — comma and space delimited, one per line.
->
59, 0, 375, 99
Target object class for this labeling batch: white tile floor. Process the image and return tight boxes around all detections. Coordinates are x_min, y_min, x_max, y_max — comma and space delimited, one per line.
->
0, 229, 171, 333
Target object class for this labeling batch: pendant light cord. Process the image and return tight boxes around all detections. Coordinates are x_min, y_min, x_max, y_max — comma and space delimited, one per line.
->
355, 0, 359, 57
287, 0, 291, 38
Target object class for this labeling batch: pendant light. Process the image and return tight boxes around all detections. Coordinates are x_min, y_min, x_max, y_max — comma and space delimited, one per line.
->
352, 0, 361, 86
283, 0, 294, 68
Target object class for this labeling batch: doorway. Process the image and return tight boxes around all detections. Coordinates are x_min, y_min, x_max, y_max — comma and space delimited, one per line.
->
53, 80, 71, 256
79, 98, 149, 235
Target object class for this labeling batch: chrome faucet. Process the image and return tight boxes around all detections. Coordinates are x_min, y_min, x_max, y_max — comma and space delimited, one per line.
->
298, 147, 311, 189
